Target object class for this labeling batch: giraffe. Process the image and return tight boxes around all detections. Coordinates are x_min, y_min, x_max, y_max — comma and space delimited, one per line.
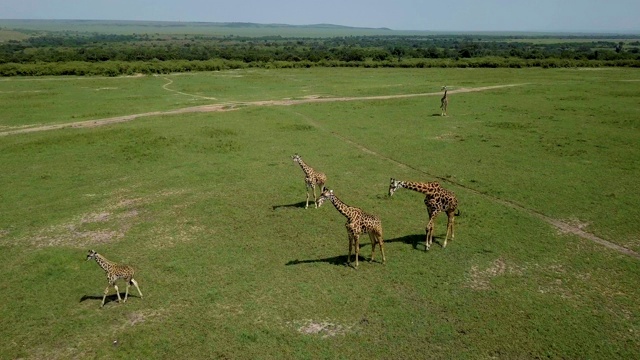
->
86, 250, 143, 308
388, 178, 459, 251
292, 154, 327, 209
316, 187, 386, 268
440, 86, 449, 116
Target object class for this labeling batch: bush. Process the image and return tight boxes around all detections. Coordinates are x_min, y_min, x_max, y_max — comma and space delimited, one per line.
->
2, 57, 640, 77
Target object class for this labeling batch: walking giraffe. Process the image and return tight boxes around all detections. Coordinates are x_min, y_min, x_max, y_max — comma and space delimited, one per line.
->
86, 250, 143, 308
292, 154, 327, 209
388, 178, 459, 250
440, 86, 449, 116
316, 187, 386, 268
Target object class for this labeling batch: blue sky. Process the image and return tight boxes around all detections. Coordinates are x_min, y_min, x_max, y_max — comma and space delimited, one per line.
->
3, 0, 639, 33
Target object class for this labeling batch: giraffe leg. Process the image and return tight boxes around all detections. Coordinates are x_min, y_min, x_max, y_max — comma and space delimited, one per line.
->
114, 284, 122, 303
315, 183, 324, 208
379, 236, 386, 264
451, 215, 455, 240
131, 279, 143, 299
354, 234, 360, 269
368, 233, 376, 263
425, 225, 430, 251
124, 282, 130, 303
312, 185, 318, 208
375, 232, 386, 264
305, 188, 310, 209
444, 212, 455, 248
101, 285, 111, 308
425, 218, 435, 251
430, 218, 436, 249
347, 232, 353, 267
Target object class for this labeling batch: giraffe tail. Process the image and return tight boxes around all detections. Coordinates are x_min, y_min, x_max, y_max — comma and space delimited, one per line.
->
455, 209, 461, 217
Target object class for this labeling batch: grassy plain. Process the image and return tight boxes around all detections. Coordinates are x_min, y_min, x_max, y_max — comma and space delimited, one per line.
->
0, 68, 639, 359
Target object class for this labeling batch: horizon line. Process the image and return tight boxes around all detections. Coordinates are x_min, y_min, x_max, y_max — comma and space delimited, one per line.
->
1, 18, 639, 35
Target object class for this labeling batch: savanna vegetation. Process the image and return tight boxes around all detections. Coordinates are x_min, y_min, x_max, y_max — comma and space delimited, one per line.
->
0, 66, 639, 359
1, 20, 639, 76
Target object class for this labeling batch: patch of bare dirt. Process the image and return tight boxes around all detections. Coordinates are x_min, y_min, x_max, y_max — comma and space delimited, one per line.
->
29, 204, 138, 248
20, 188, 183, 248
557, 217, 590, 235
466, 258, 524, 291
81, 212, 111, 223
289, 319, 354, 338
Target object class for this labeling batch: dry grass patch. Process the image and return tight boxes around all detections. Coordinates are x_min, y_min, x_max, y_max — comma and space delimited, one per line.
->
466, 257, 524, 291
556, 217, 591, 235
22, 188, 191, 248
289, 319, 355, 338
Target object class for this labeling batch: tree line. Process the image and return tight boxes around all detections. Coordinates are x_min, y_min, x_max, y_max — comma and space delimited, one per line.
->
1, 32, 639, 76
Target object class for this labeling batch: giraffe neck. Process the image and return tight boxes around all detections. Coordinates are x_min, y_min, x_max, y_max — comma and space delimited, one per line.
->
442, 89, 447, 99
400, 181, 440, 196
94, 254, 115, 273
296, 158, 313, 177
328, 193, 358, 220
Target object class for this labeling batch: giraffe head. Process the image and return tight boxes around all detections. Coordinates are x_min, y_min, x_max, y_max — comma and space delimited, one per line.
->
291, 154, 302, 164
86, 249, 98, 261
388, 178, 402, 197
441, 86, 447, 91
316, 186, 333, 208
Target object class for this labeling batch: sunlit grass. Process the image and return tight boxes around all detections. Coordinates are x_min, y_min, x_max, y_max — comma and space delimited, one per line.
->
0, 68, 638, 358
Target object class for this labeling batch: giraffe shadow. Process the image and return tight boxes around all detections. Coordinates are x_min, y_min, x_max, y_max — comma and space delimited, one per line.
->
385, 234, 444, 250
79, 293, 140, 305
286, 254, 371, 267
386, 234, 423, 250
272, 201, 308, 210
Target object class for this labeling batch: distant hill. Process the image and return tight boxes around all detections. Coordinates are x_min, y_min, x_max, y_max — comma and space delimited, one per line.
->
215, 22, 391, 31
0, 19, 396, 37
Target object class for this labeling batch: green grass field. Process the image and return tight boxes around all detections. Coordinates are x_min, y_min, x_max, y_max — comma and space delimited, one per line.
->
1, 68, 639, 359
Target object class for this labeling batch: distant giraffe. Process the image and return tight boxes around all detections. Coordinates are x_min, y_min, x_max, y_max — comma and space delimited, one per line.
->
292, 154, 327, 209
440, 86, 449, 116
388, 178, 459, 250
316, 187, 386, 268
86, 250, 143, 308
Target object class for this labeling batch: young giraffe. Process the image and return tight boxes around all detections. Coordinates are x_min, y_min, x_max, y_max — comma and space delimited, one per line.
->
388, 178, 459, 251
86, 250, 143, 308
292, 154, 327, 209
440, 86, 449, 116
316, 187, 386, 268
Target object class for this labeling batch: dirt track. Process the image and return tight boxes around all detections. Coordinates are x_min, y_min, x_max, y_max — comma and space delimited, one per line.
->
0, 84, 523, 137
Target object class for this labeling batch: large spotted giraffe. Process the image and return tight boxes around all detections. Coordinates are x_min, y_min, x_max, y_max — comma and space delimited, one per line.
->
86, 250, 143, 308
292, 154, 327, 209
389, 178, 459, 250
316, 187, 386, 268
